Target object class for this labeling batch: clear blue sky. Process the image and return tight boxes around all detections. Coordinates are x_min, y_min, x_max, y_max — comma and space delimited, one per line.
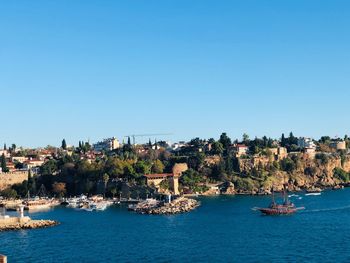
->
1, 0, 350, 148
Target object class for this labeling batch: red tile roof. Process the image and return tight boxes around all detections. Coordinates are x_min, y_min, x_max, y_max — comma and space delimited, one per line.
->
144, 173, 173, 179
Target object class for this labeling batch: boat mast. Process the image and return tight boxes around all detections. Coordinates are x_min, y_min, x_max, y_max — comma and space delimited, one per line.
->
283, 184, 289, 204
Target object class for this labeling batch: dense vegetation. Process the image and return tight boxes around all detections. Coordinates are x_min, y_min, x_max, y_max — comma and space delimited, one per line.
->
2, 132, 350, 198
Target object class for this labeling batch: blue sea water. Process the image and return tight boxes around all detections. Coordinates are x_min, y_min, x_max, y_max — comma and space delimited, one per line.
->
2, 189, 350, 263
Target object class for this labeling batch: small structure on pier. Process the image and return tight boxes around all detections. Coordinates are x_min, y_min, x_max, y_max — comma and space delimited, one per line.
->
0, 204, 31, 226
144, 163, 188, 195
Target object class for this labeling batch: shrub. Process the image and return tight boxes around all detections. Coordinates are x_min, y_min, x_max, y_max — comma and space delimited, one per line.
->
334, 168, 349, 182
315, 153, 329, 165
280, 158, 296, 172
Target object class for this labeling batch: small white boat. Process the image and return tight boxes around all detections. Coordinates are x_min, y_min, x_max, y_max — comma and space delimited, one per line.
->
305, 193, 321, 196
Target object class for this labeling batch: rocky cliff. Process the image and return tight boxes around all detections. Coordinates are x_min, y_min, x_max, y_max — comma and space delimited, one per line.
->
0, 172, 28, 191
235, 153, 350, 193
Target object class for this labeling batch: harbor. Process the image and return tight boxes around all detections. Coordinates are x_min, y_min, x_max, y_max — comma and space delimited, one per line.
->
1, 188, 349, 262
0, 192, 201, 232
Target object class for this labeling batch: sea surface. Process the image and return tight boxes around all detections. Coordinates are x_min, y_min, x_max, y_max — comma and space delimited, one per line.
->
2, 189, 350, 262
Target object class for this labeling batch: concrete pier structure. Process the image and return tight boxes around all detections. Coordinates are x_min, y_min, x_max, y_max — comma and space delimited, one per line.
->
0, 254, 7, 263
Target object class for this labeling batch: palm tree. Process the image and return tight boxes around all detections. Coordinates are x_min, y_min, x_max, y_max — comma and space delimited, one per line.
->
111, 188, 117, 198
102, 173, 109, 197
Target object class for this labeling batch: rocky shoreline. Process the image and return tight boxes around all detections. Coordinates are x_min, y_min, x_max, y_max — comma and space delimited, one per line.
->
0, 219, 59, 232
132, 197, 200, 215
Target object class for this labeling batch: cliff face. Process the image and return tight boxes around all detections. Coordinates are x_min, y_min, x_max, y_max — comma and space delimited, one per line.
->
0, 172, 28, 191
237, 154, 350, 193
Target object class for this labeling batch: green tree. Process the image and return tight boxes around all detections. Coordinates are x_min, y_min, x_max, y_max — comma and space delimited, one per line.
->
188, 152, 205, 170
152, 159, 164, 173
52, 182, 67, 198
40, 159, 58, 175
27, 169, 37, 195
0, 153, 8, 173
0, 188, 17, 199
180, 169, 204, 191
219, 132, 232, 150
280, 157, 296, 172
61, 139, 67, 150
281, 133, 286, 147
103, 173, 110, 197
288, 132, 298, 145
11, 144, 16, 153
242, 133, 250, 144
320, 136, 331, 144
110, 187, 117, 198
334, 168, 349, 182
134, 160, 151, 175
211, 141, 224, 155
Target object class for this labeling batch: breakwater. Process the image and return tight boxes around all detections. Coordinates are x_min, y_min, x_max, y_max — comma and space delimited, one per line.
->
0, 218, 58, 231
132, 197, 200, 215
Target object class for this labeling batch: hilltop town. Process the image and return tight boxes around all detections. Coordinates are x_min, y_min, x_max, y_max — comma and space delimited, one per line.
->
1, 133, 350, 199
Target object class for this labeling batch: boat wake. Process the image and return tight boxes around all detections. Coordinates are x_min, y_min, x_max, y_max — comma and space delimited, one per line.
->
288, 194, 299, 198
305, 193, 321, 196
301, 205, 350, 213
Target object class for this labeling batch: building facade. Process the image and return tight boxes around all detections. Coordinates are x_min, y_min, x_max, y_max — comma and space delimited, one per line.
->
298, 137, 316, 150
144, 163, 188, 195
93, 137, 120, 152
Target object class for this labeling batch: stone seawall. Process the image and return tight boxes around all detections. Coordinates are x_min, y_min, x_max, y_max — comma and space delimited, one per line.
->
0, 218, 59, 231
133, 197, 200, 215
0, 172, 28, 191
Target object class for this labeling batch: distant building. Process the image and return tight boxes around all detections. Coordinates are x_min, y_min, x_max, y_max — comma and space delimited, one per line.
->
5, 162, 16, 172
0, 150, 10, 158
304, 147, 316, 156
298, 137, 316, 150
11, 156, 27, 163
171, 141, 187, 151
23, 159, 45, 170
329, 140, 346, 151
93, 137, 120, 152
269, 147, 288, 160
235, 144, 249, 157
144, 163, 188, 195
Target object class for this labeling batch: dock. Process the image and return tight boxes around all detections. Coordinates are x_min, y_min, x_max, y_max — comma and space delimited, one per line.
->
0, 254, 7, 263
0, 205, 58, 232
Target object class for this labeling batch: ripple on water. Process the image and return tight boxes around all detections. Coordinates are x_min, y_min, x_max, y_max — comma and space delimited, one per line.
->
2, 189, 350, 262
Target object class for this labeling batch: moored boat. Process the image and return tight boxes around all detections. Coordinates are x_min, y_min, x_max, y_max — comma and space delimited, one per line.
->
23, 198, 52, 211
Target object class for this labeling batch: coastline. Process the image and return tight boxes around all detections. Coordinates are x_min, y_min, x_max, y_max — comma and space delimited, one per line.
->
192, 183, 348, 197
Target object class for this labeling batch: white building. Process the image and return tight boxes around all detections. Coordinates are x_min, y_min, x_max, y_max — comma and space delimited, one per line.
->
171, 141, 187, 151
23, 159, 45, 170
93, 137, 120, 152
11, 156, 27, 163
0, 150, 10, 158
298, 137, 316, 150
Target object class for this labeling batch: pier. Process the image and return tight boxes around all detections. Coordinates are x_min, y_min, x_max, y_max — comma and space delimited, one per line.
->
130, 197, 200, 215
0, 254, 7, 263
0, 205, 58, 232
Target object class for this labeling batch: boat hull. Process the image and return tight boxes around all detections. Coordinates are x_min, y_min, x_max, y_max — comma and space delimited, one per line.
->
257, 207, 297, 215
